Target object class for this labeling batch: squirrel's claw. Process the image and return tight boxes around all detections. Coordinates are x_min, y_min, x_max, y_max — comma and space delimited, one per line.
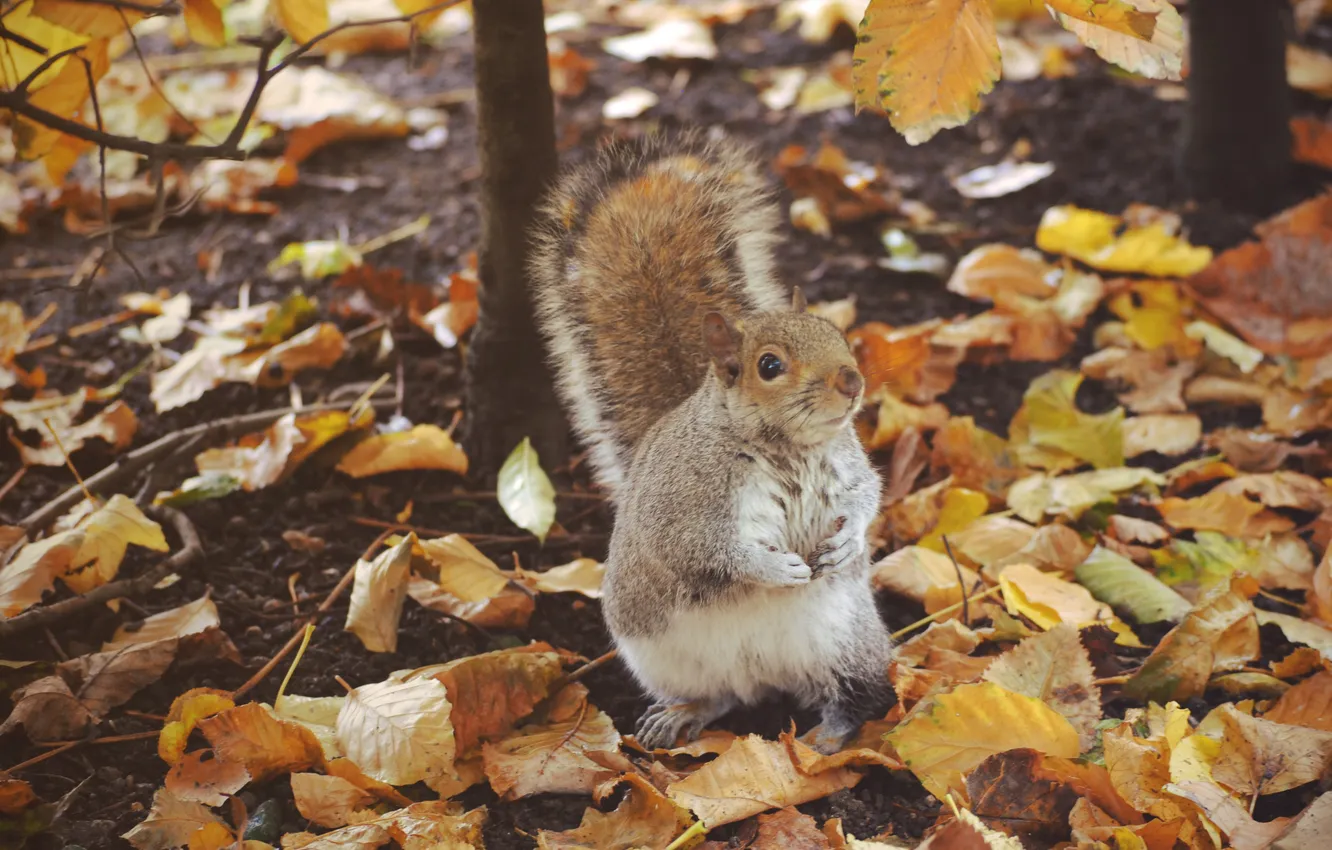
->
635, 698, 735, 750
812, 520, 864, 576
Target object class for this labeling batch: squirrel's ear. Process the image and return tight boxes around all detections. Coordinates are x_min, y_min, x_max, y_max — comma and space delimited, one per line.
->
791, 286, 808, 313
703, 312, 742, 387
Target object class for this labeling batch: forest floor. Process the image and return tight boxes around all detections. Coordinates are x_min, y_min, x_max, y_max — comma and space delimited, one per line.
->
3, 5, 1331, 850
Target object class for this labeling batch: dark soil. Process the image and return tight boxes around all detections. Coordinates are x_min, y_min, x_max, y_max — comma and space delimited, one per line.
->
2, 11, 1329, 850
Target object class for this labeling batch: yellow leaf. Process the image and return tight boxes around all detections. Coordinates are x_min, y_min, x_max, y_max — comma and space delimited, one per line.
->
0, 529, 83, 617
1018, 370, 1124, 470
852, 0, 1001, 145
337, 424, 468, 477
1036, 205, 1210, 276
0, 2, 91, 90
514, 557, 605, 599
335, 677, 456, 787
344, 535, 414, 653
498, 436, 556, 542
182, 0, 227, 47
1157, 489, 1295, 538
103, 595, 219, 652
159, 689, 236, 765
416, 534, 508, 604
62, 495, 169, 594
272, 0, 330, 44
1051, 0, 1184, 81
18, 37, 111, 159
918, 488, 990, 552
31, 0, 143, 36
666, 732, 863, 827
186, 821, 234, 850
886, 681, 1080, 802
981, 623, 1102, 748
999, 562, 1136, 645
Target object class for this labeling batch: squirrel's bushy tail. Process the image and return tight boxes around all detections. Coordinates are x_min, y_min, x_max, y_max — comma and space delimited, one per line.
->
529, 132, 787, 500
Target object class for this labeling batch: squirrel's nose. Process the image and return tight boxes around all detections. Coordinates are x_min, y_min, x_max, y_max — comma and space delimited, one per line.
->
833, 366, 863, 399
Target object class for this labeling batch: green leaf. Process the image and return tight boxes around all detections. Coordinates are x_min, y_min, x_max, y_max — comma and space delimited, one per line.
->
1074, 545, 1190, 624
498, 438, 556, 543
153, 473, 242, 507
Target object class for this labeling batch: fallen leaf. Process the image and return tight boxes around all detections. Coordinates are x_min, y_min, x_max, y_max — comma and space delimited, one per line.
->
3, 391, 138, 467
337, 424, 468, 477
1185, 320, 1265, 374
851, 0, 1002, 145
915, 806, 1024, 849
199, 702, 326, 782
603, 86, 659, 120
416, 534, 509, 603
163, 749, 250, 807
603, 18, 718, 61
666, 733, 863, 827
952, 161, 1055, 199
345, 535, 414, 653
514, 558, 604, 598
1016, 370, 1124, 470
887, 681, 1080, 802
999, 562, 1125, 636
1081, 346, 1195, 414
946, 244, 1057, 302
964, 748, 1087, 843
122, 789, 225, 850
290, 772, 376, 829
103, 595, 219, 651
536, 772, 690, 850
335, 676, 456, 787
1206, 702, 1332, 796
413, 259, 479, 349
1122, 414, 1201, 458
482, 702, 626, 799
1163, 780, 1292, 850
0, 777, 36, 816
918, 488, 989, 553
1074, 546, 1191, 624
1213, 471, 1332, 513
1205, 428, 1325, 473
0, 675, 93, 742
159, 689, 236, 765
871, 546, 981, 611
1265, 671, 1332, 732
1124, 575, 1260, 703
1037, 205, 1210, 277
982, 624, 1102, 748
1258, 610, 1332, 655
1154, 531, 1315, 593
1157, 489, 1294, 538
0, 529, 85, 617
497, 436, 556, 543
929, 416, 1022, 501
408, 579, 535, 629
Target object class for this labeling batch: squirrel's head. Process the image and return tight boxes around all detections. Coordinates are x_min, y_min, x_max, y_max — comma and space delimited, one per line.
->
703, 287, 864, 446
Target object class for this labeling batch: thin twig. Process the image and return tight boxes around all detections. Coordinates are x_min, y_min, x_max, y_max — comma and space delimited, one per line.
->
0, 506, 201, 639
941, 536, 968, 627
561, 649, 617, 687
0, 466, 26, 504
890, 585, 1004, 641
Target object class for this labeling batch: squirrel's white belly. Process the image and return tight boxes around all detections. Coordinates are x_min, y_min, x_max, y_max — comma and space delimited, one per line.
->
616, 575, 864, 705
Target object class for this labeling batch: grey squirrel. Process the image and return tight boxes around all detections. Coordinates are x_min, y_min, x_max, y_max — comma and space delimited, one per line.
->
529, 132, 895, 752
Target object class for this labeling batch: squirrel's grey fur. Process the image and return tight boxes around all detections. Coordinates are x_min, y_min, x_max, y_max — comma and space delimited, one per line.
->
529, 131, 895, 752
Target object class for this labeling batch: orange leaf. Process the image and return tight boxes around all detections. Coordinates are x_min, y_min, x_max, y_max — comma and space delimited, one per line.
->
1157, 489, 1295, 538
1265, 671, 1332, 733
182, 0, 226, 47
198, 702, 325, 782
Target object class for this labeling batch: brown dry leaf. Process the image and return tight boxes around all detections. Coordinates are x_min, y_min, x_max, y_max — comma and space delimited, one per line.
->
883, 476, 953, 541
1124, 575, 1260, 704
964, 748, 1091, 843
1081, 346, 1195, 414
482, 699, 627, 800
409, 579, 535, 629
1101, 723, 1191, 822
947, 244, 1058, 301
335, 676, 455, 787
163, 749, 250, 807
252, 323, 348, 384
513, 558, 605, 599
413, 261, 480, 349
665, 733, 863, 828
885, 681, 1080, 803
121, 789, 226, 850
1270, 647, 1325, 680
410, 644, 565, 755
3, 392, 137, 467
416, 534, 509, 603
772, 143, 900, 223
1186, 190, 1332, 359
290, 772, 377, 829
191, 413, 306, 493
199, 702, 326, 782
0, 675, 94, 742
929, 416, 1022, 502
324, 757, 412, 807
915, 807, 1023, 849
896, 620, 982, 667
849, 321, 955, 402
1163, 780, 1292, 850
279, 801, 485, 850
548, 38, 596, 98
862, 392, 950, 449
535, 772, 691, 850
945, 514, 1036, 566
871, 546, 981, 612
103, 594, 218, 652
57, 638, 181, 722
1157, 488, 1294, 538
1213, 471, 1332, 513
345, 535, 414, 653
851, 0, 1001, 145
1204, 428, 1326, 473
1122, 414, 1202, 458
1107, 515, 1171, 545
981, 624, 1102, 749
749, 807, 833, 849
1271, 790, 1332, 849
1297, 116, 1332, 169
1265, 670, 1332, 732
1207, 702, 1332, 796
337, 424, 469, 477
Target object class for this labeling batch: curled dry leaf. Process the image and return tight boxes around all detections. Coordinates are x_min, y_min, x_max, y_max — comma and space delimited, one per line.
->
1124, 575, 1260, 703
981, 623, 1102, 749
1015, 370, 1124, 470
163, 749, 250, 807
2, 392, 137, 467
103, 594, 218, 652
1163, 780, 1292, 850
121, 789, 226, 850
416, 534, 509, 603
199, 702, 326, 782
409, 578, 536, 630
536, 772, 691, 850
337, 424, 468, 477
345, 535, 414, 653
335, 676, 456, 787
159, 689, 236, 765
871, 546, 981, 613
0, 530, 86, 618
965, 748, 1120, 844
290, 772, 377, 829
666, 732, 863, 828
482, 700, 628, 800
0, 675, 94, 742
514, 558, 605, 598
1122, 414, 1202, 458
947, 244, 1058, 303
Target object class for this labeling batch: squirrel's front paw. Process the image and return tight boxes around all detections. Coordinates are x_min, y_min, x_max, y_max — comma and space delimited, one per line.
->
755, 546, 812, 587
812, 518, 865, 576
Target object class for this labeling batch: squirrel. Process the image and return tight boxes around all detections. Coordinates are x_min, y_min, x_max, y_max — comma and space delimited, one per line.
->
529, 132, 895, 753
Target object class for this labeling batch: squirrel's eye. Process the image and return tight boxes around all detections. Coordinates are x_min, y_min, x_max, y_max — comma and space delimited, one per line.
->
757, 353, 784, 381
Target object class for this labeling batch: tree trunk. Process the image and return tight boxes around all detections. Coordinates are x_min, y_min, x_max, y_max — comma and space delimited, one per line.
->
1180, 0, 1292, 214
461, 0, 567, 477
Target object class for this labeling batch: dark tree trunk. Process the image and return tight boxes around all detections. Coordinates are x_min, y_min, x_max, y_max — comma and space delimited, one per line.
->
1180, 0, 1292, 214
461, 0, 567, 476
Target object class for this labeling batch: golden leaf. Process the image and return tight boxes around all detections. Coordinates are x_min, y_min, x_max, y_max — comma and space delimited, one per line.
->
0, 529, 84, 617
1206, 703, 1332, 796
886, 681, 1080, 802
918, 488, 989, 553
30, 0, 142, 36
337, 424, 468, 477
1157, 489, 1295, 538
1037, 205, 1209, 276
947, 244, 1058, 302
103, 595, 219, 651
1265, 671, 1332, 733
852, 0, 1001, 145
182, 0, 227, 47
159, 689, 236, 765
1123, 414, 1202, 459
416, 534, 509, 603
1018, 370, 1124, 470
1049, 0, 1183, 80
199, 702, 326, 782
272, 0, 330, 44
514, 558, 605, 599
982, 623, 1102, 749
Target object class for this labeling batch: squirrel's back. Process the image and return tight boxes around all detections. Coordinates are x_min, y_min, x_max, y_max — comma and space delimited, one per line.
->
530, 133, 787, 497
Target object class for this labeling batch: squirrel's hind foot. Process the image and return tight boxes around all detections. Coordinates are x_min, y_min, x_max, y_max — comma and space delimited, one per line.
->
634, 696, 736, 750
